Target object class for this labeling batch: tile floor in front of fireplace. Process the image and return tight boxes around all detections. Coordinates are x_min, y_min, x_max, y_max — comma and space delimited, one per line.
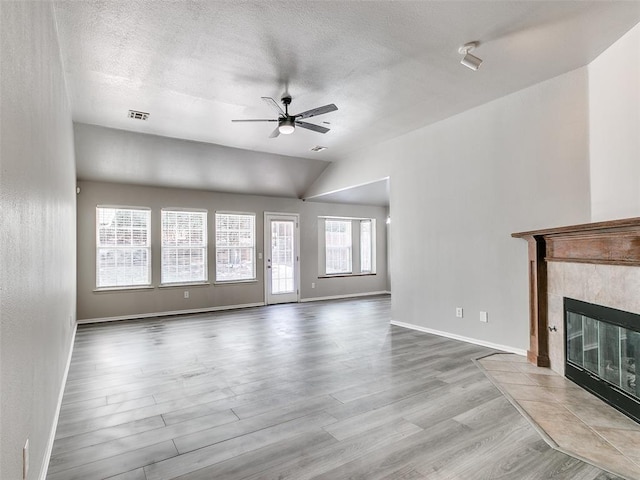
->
477, 353, 640, 480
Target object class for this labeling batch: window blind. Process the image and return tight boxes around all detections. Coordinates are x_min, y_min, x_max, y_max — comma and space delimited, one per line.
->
96, 207, 151, 288
161, 210, 207, 284
325, 219, 352, 274
215, 213, 256, 281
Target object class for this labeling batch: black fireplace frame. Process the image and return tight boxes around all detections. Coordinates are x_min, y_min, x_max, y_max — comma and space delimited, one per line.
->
564, 297, 639, 424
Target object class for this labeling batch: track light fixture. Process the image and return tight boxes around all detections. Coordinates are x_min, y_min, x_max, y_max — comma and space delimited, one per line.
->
458, 42, 483, 71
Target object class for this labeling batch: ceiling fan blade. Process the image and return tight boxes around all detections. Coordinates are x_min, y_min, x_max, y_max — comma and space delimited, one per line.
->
231, 119, 278, 122
269, 126, 281, 138
261, 97, 286, 117
295, 104, 338, 120
295, 121, 330, 134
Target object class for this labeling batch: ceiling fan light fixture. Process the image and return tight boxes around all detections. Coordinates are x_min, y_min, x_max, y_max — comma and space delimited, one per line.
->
278, 117, 295, 135
458, 42, 483, 71
233, 95, 336, 138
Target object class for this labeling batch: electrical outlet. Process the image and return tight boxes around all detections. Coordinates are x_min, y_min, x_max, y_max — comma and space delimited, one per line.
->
455, 307, 463, 318
23, 438, 29, 480
311, 282, 316, 289
184, 291, 189, 299
480, 311, 488, 323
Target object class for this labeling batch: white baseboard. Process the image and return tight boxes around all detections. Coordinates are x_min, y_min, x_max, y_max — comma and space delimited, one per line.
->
300, 291, 391, 303
390, 320, 527, 357
78, 302, 266, 324
40, 321, 77, 480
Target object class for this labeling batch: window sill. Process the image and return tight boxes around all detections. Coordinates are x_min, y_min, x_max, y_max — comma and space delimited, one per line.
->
214, 279, 258, 286
158, 282, 210, 288
93, 285, 154, 293
318, 273, 377, 278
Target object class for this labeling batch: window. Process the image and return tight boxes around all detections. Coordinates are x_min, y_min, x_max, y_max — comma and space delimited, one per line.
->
325, 220, 352, 274
215, 212, 256, 282
319, 217, 376, 276
360, 219, 372, 273
161, 209, 207, 284
96, 206, 151, 288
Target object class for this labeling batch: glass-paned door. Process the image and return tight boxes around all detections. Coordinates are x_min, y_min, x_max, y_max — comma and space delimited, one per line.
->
265, 213, 299, 304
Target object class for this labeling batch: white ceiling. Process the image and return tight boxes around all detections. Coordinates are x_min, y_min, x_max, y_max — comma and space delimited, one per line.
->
54, 1, 640, 203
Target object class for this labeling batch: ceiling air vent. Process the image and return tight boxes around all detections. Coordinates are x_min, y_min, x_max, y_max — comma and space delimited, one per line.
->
127, 110, 150, 121
310, 145, 328, 152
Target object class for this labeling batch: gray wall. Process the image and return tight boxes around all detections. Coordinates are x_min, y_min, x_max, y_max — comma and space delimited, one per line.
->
77, 181, 388, 321
1, 3, 77, 479
589, 23, 640, 221
306, 66, 593, 353
74, 122, 330, 199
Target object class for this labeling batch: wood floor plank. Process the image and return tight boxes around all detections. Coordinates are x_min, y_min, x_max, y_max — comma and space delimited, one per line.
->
323, 375, 448, 421
59, 396, 108, 414
143, 411, 336, 480
47, 296, 623, 480
171, 431, 339, 480
172, 394, 342, 454
47, 441, 178, 480
48, 409, 238, 474
57, 395, 157, 426
103, 467, 146, 480
242, 417, 423, 480
56, 389, 236, 438
308, 418, 473, 480
52, 416, 166, 455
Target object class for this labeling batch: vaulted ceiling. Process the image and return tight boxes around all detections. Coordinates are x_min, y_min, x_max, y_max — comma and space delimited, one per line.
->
54, 1, 640, 203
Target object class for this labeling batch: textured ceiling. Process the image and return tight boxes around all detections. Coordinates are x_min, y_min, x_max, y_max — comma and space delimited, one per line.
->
54, 1, 640, 202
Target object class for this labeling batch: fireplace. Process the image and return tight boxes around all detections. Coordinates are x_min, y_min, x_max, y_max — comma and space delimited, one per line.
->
512, 217, 640, 419
565, 297, 640, 423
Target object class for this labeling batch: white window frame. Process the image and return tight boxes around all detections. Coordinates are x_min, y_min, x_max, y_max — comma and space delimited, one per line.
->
318, 216, 377, 277
215, 212, 256, 283
161, 208, 208, 286
325, 219, 353, 275
96, 205, 151, 289
360, 219, 373, 274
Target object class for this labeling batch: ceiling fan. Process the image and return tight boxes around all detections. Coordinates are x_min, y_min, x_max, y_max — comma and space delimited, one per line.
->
232, 95, 338, 138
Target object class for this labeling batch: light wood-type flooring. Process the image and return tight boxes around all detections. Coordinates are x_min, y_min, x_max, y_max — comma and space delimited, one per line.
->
48, 296, 622, 479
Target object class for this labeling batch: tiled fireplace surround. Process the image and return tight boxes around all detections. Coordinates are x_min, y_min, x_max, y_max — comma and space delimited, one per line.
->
547, 261, 640, 376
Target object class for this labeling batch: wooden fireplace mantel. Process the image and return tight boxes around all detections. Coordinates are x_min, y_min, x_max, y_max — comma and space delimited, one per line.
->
512, 217, 640, 366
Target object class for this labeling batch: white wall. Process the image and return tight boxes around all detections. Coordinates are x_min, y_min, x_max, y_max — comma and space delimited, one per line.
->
307, 67, 592, 352
589, 23, 640, 221
0, 3, 77, 480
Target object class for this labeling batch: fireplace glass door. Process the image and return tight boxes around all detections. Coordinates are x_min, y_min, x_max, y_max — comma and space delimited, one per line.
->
565, 298, 640, 423
567, 313, 638, 398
